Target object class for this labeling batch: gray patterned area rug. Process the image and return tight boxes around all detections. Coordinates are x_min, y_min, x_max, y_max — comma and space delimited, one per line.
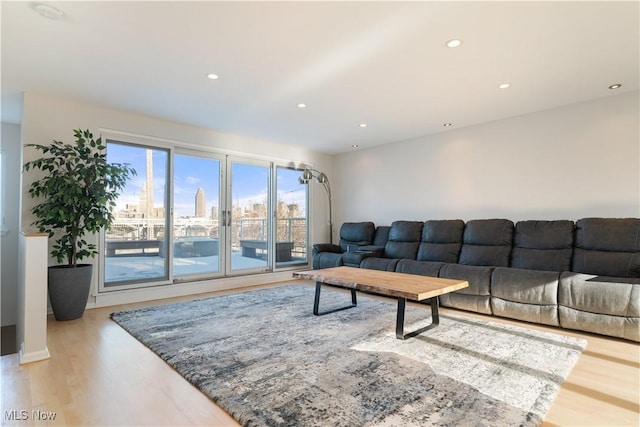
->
111, 284, 586, 427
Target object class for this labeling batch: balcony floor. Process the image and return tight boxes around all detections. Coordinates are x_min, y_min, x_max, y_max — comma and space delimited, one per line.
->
104, 251, 307, 283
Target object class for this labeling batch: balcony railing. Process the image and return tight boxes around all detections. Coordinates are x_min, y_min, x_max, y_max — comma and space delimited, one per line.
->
106, 217, 308, 258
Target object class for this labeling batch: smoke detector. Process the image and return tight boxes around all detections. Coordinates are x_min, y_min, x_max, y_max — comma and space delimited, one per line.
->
33, 3, 64, 20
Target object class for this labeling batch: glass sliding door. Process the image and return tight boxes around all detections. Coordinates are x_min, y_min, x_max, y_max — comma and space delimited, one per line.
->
103, 141, 170, 286
172, 152, 223, 279
275, 166, 308, 267
227, 159, 271, 274
101, 140, 313, 293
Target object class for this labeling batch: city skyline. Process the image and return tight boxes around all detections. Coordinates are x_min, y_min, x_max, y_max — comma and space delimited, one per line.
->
107, 142, 306, 219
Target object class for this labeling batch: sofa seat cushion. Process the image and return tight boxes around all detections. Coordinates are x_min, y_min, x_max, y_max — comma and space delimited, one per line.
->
395, 259, 443, 278
312, 252, 344, 269
438, 263, 493, 314
558, 271, 639, 343
492, 267, 560, 305
490, 267, 560, 326
342, 246, 385, 267
361, 257, 399, 272
492, 299, 559, 327
559, 306, 639, 342
342, 251, 365, 267
558, 272, 640, 317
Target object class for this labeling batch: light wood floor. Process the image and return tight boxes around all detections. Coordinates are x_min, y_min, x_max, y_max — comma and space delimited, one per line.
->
2, 281, 639, 426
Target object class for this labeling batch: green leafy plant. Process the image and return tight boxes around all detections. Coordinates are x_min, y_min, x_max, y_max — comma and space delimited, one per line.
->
23, 129, 136, 266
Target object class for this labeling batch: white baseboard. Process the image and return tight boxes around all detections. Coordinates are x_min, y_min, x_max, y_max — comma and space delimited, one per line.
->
19, 343, 51, 364
91, 271, 298, 309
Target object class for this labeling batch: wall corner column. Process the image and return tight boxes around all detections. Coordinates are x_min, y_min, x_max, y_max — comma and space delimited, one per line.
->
18, 231, 50, 364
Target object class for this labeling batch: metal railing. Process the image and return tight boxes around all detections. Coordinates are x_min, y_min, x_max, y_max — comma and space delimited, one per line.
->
106, 217, 308, 258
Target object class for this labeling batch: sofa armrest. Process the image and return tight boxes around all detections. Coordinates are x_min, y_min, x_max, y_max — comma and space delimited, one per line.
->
351, 245, 385, 254
312, 243, 343, 256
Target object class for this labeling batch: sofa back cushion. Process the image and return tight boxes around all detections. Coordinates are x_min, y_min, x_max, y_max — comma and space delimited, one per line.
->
417, 220, 465, 263
338, 222, 375, 252
458, 219, 514, 267
384, 221, 423, 259
572, 218, 640, 277
373, 226, 391, 247
511, 220, 574, 271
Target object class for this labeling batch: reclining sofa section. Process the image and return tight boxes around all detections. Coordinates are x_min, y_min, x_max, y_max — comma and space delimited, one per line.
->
312, 218, 640, 342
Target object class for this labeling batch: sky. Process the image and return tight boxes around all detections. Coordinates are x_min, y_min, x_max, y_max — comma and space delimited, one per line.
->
107, 142, 306, 217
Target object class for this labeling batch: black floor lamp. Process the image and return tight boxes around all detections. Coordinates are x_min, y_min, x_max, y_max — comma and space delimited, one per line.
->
299, 168, 333, 245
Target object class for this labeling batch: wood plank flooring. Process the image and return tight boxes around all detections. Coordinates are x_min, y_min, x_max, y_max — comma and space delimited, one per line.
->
2, 281, 638, 426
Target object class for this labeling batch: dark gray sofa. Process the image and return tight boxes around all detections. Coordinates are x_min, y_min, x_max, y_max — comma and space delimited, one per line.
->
312, 218, 640, 342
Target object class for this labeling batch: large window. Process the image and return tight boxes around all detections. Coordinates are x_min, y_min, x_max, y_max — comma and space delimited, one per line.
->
229, 160, 271, 274
275, 166, 308, 267
103, 142, 169, 286
173, 153, 223, 279
0, 150, 5, 237
101, 137, 309, 291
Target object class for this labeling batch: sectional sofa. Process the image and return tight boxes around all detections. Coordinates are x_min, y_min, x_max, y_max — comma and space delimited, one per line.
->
312, 218, 640, 342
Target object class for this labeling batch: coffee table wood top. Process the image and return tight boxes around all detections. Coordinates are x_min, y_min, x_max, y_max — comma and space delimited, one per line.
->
293, 266, 468, 301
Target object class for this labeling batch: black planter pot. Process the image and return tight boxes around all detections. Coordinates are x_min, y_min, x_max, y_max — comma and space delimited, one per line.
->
48, 264, 93, 321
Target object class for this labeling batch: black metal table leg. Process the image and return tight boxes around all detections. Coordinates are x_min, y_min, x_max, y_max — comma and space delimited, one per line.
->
430, 296, 440, 326
396, 298, 407, 339
396, 296, 440, 340
313, 281, 358, 316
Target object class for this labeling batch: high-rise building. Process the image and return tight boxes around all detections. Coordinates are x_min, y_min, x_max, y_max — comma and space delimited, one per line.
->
139, 182, 149, 217
144, 149, 154, 218
195, 187, 206, 217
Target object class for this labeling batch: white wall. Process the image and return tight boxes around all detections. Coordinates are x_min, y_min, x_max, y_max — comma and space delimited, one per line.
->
16, 91, 640, 309
334, 91, 640, 226
19, 92, 332, 308
1, 122, 21, 326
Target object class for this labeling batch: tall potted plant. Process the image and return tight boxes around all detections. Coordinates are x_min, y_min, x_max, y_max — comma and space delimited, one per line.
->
23, 129, 136, 320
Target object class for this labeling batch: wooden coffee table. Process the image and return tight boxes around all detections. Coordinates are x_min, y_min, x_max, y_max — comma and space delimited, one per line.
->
293, 266, 468, 340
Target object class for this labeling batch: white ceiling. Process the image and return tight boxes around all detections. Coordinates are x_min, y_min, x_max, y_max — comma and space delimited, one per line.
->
2, 1, 638, 155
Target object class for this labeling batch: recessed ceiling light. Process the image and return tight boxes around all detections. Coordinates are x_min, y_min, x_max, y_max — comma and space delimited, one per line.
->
445, 39, 462, 48
33, 2, 64, 20
359, 123, 367, 128
352, 144, 359, 149
206, 73, 219, 80
443, 123, 452, 127
297, 103, 307, 108
609, 83, 622, 90
498, 83, 511, 89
